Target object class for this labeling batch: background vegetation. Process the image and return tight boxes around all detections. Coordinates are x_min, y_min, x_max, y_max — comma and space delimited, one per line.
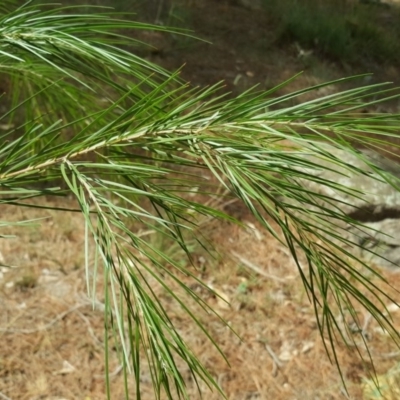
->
266, 0, 400, 64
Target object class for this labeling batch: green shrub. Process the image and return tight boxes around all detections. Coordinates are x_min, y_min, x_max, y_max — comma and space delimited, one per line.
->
265, 0, 400, 63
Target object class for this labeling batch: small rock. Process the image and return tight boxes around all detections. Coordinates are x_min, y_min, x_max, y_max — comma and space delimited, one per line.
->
279, 143, 400, 268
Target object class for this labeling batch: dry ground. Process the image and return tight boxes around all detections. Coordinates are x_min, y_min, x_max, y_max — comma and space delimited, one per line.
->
2, 197, 400, 399
2, 1, 400, 399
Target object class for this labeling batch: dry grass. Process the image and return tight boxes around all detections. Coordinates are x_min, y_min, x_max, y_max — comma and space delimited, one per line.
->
1, 197, 400, 399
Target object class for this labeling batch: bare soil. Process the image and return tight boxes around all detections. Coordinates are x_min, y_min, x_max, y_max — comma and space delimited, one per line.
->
2, 1, 400, 399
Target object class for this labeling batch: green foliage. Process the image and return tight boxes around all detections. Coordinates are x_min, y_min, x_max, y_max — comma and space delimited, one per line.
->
2, 2, 400, 399
265, 0, 400, 64
0, 1, 188, 155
